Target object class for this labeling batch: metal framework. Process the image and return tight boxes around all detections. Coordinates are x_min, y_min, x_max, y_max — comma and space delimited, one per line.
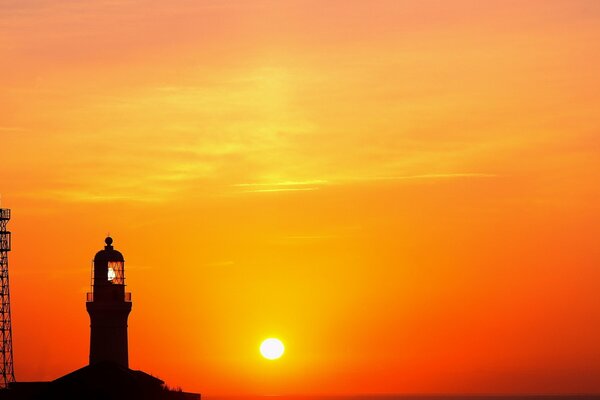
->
0, 208, 15, 387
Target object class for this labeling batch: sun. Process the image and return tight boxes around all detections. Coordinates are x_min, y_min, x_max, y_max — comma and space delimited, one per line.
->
260, 338, 284, 360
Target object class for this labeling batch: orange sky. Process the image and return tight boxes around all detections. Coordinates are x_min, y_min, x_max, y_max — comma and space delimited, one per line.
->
1, 0, 600, 395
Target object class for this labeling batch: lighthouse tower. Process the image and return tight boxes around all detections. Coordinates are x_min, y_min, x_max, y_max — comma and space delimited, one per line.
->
86, 237, 132, 368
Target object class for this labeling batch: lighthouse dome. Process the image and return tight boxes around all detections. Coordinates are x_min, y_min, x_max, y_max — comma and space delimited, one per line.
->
94, 237, 125, 262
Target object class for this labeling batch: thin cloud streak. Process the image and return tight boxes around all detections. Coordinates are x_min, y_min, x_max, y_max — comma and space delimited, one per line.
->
239, 187, 318, 193
233, 173, 497, 192
366, 173, 499, 181
286, 235, 340, 240
233, 180, 329, 187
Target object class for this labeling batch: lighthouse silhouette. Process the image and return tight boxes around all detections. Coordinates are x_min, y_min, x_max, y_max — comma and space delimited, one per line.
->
86, 237, 132, 368
2, 236, 201, 399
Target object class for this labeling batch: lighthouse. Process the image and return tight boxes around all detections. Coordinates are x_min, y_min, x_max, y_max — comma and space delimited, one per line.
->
3, 235, 200, 399
86, 237, 132, 368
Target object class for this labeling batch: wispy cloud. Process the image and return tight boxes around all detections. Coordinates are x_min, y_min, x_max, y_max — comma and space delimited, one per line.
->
233, 174, 496, 194
233, 179, 329, 187
44, 186, 173, 203
232, 179, 326, 193
364, 173, 499, 181
236, 174, 495, 186
285, 234, 339, 240
239, 187, 318, 193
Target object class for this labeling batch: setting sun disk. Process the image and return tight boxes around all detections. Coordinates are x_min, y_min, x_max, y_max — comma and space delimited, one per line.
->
260, 338, 284, 360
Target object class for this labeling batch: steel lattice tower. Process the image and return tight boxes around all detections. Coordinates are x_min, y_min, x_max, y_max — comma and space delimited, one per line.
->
0, 208, 15, 387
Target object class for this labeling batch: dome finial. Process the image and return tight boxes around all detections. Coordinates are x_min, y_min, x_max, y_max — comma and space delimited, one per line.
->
105, 236, 113, 246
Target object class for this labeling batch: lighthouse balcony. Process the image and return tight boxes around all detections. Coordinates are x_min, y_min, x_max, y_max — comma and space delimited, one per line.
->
86, 292, 132, 302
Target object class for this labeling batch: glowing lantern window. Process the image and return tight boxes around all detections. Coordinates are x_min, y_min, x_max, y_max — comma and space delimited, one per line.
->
107, 261, 124, 284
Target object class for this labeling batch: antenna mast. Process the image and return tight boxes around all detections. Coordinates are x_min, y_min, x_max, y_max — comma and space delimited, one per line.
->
0, 208, 15, 387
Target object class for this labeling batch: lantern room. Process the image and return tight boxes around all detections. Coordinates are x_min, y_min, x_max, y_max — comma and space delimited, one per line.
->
87, 237, 131, 303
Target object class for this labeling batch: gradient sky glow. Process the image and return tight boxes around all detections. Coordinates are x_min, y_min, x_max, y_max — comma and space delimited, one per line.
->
2, 0, 600, 395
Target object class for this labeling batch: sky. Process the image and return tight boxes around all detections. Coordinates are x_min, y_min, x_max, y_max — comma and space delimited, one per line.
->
1, 0, 600, 395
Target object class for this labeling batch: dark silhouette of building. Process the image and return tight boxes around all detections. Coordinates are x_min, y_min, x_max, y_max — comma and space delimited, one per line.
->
86, 237, 132, 368
0, 237, 200, 400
